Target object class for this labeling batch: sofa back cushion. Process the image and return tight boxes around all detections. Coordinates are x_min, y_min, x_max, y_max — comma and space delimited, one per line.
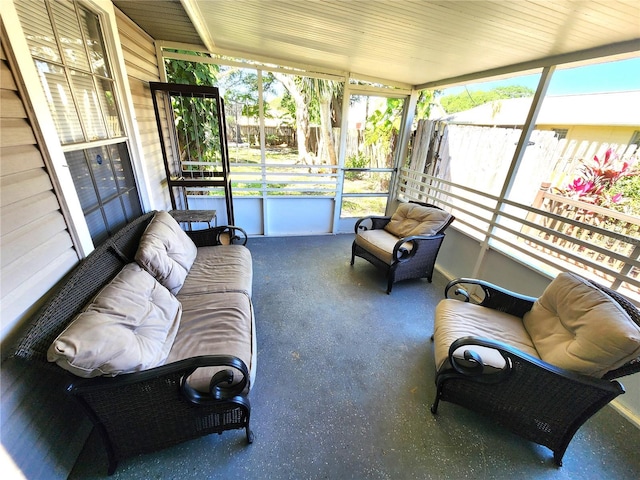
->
523, 272, 640, 378
384, 203, 452, 238
135, 211, 198, 295
47, 263, 181, 377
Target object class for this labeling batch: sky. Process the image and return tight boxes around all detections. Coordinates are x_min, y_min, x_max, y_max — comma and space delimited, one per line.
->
441, 57, 640, 97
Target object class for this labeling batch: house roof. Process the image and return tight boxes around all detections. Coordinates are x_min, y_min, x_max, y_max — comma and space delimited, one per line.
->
113, 0, 640, 88
439, 91, 640, 127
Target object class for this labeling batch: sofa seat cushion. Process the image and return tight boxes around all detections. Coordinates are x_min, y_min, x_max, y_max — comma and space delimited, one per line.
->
384, 202, 452, 238
355, 229, 411, 265
179, 245, 253, 297
135, 211, 198, 295
47, 263, 182, 378
523, 272, 640, 378
168, 291, 256, 394
434, 299, 539, 372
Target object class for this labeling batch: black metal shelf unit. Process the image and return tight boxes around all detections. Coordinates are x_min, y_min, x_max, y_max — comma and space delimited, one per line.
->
149, 82, 234, 224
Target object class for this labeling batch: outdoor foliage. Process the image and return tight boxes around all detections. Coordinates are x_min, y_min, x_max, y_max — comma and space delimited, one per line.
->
164, 52, 218, 86
605, 174, 640, 215
440, 86, 534, 114
558, 148, 639, 215
164, 53, 222, 173
344, 153, 369, 179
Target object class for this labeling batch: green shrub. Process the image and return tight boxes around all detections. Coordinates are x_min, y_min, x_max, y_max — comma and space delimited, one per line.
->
266, 134, 281, 146
605, 173, 640, 216
345, 154, 369, 180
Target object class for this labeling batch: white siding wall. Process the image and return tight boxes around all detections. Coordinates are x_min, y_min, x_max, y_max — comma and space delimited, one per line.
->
0, 26, 90, 480
0, 26, 80, 345
116, 8, 171, 210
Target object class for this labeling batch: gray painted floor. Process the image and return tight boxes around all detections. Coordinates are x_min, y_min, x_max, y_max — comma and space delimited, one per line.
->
70, 234, 640, 479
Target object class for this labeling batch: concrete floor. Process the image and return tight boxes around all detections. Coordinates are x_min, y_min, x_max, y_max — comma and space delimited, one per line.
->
70, 234, 640, 479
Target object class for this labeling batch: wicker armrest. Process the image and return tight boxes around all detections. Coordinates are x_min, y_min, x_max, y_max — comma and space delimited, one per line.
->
354, 215, 391, 234
392, 234, 444, 262
68, 355, 250, 402
444, 278, 536, 318
446, 336, 624, 394
186, 225, 248, 247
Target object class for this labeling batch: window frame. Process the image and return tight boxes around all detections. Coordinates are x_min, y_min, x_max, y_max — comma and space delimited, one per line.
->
5, 0, 149, 256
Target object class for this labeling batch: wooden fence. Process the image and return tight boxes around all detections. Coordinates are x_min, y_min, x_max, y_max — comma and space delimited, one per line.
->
402, 119, 640, 292
524, 185, 640, 289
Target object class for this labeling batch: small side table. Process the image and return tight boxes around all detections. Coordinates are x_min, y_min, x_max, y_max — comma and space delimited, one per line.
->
169, 209, 217, 230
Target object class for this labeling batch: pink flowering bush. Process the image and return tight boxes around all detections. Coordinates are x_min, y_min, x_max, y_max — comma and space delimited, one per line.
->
562, 148, 635, 207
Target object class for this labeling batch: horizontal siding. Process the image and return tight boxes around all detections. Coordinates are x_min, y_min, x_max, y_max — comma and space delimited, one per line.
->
0, 144, 45, 175
0, 211, 68, 268
0, 190, 63, 236
0, 168, 54, 208
1, 117, 36, 148
1, 25, 87, 480
1, 359, 91, 480
1, 88, 26, 117
116, 7, 171, 209
0, 60, 16, 89
2, 231, 74, 297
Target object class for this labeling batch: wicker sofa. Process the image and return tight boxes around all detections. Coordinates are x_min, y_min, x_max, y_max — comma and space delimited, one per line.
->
13, 211, 256, 475
431, 273, 640, 465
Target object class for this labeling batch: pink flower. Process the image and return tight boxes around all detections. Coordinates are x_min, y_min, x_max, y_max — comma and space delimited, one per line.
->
612, 193, 623, 203
568, 178, 594, 195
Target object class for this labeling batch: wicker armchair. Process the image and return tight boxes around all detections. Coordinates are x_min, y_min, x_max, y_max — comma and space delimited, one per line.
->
431, 274, 640, 466
350, 201, 454, 293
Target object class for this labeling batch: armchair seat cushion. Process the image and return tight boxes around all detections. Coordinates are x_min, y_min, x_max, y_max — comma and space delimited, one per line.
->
384, 202, 452, 238
355, 229, 412, 265
434, 299, 539, 371
523, 272, 640, 378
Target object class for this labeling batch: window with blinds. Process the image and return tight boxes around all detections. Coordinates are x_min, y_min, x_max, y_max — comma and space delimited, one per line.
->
16, 0, 141, 245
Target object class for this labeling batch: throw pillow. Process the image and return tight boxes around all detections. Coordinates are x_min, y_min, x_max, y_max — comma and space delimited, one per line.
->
47, 263, 182, 377
135, 210, 198, 294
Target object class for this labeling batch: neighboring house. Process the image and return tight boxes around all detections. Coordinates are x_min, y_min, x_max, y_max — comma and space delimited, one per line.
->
440, 91, 640, 147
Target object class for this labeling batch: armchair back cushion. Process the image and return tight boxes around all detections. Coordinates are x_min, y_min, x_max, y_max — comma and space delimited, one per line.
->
135, 211, 198, 295
47, 263, 182, 378
384, 203, 452, 238
523, 272, 640, 378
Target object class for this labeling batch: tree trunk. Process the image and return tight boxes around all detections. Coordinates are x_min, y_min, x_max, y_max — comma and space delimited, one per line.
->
319, 97, 338, 165
273, 72, 311, 163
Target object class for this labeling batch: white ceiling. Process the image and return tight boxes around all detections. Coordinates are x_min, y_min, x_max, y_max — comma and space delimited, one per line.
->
114, 0, 640, 87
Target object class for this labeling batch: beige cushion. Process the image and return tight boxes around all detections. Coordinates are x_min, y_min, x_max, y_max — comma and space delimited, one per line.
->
523, 272, 640, 378
179, 245, 253, 297
434, 299, 539, 372
47, 263, 181, 378
135, 211, 198, 295
384, 203, 451, 238
355, 229, 412, 265
169, 291, 256, 394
